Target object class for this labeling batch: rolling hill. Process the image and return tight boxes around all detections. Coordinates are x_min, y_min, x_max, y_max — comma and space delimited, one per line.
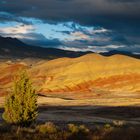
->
0, 53, 140, 98
31, 54, 140, 93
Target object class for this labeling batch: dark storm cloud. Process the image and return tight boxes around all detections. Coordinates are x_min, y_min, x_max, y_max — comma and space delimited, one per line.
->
20, 33, 62, 47
1, 0, 139, 24
108, 0, 140, 3
0, 30, 62, 47
22, 37, 62, 47
0, 12, 32, 24
0, 0, 140, 49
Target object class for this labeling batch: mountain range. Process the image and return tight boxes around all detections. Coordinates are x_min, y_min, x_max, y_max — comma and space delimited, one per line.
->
0, 36, 140, 98
0, 36, 139, 60
0, 36, 89, 59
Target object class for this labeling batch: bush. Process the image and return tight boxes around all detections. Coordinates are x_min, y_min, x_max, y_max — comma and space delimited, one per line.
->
113, 120, 126, 127
2, 71, 38, 126
0, 123, 140, 140
68, 124, 89, 134
67, 124, 90, 140
79, 125, 90, 133
102, 124, 114, 134
68, 124, 80, 134
37, 122, 58, 134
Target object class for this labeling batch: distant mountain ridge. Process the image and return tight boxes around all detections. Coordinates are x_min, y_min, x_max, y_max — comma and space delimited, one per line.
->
0, 36, 139, 59
0, 36, 89, 59
101, 50, 140, 59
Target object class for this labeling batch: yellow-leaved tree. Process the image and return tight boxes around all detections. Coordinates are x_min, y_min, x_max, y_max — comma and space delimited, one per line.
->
2, 71, 38, 126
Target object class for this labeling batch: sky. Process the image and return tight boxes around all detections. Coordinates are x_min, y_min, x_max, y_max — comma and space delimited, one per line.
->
0, 0, 140, 53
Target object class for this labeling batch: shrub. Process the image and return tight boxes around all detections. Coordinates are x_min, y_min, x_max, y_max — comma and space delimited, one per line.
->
68, 124, 89, 134
37, 122, 58, 134
68, 124, 80, 134
67, 124, 90, 140
113, 120, 126, 127
103, 124, 114, 132
2, 71, 38, 126
79, 125, 90, 133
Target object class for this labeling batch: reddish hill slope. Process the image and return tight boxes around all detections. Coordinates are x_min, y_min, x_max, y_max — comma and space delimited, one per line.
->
0, 54, 140, 97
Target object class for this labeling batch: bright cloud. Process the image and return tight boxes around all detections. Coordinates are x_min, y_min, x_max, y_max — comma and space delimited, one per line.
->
0, 24, 35, 39
0, 19, 139, 53
68, 31, 91, 41
59, 44, 125, 53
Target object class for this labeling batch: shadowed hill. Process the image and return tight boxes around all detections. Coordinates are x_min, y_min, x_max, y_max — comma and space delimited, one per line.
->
0, 36, 89, 59
101, 50, 140, 59
0, 36, 139, 60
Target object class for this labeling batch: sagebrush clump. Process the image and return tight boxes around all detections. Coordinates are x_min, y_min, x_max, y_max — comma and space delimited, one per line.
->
2, 71, 38, 126
37, 122, 58, 134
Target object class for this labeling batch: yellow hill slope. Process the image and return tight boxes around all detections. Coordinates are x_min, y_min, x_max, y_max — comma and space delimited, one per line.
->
30, 54, 140, 93
0, 54, 140, 97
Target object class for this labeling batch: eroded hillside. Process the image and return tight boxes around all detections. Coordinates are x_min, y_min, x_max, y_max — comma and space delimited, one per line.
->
0, 54, 140, 97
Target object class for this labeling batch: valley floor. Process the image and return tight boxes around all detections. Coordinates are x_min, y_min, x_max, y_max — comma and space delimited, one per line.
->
0, 91, 140, 126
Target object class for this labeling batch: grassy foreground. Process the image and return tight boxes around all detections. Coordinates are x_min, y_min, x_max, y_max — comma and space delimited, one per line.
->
0, 122, 140, 140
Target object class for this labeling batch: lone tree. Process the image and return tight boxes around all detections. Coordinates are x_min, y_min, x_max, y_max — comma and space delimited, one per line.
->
2, 71, 38, 126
